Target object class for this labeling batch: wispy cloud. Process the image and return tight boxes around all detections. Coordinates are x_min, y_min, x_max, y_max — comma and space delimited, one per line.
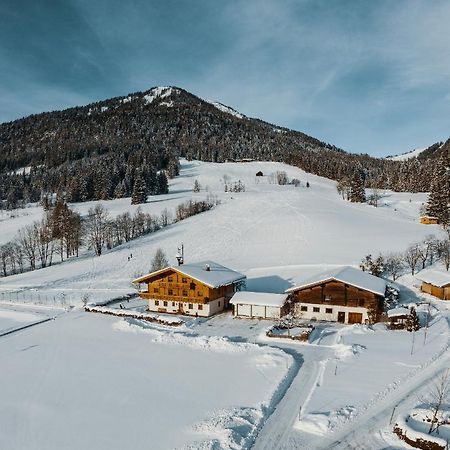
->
0, 0, 449, 156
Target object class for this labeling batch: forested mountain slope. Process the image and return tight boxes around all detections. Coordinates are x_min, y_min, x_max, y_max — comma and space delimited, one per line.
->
0, 86, 448, 208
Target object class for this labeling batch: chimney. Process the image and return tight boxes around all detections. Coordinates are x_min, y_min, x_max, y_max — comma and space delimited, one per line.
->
204, 264, 211, 271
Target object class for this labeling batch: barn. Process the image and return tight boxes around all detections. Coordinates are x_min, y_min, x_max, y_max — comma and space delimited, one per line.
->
417, 270, 450, 300
230, 292, 289, 319
285, 266, 387, 324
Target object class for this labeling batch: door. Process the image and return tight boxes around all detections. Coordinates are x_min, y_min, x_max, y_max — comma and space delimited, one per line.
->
348, 312, 363, 324
337, 311, 345, 323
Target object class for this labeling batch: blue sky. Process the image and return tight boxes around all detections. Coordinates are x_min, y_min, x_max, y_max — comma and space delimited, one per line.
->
1, 0, 449, 157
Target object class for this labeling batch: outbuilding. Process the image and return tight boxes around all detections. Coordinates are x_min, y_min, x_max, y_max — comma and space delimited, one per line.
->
387, 306, 411, 330
230, 291, 289, 319
419, 216, 439, 225
417, 270, 450, 300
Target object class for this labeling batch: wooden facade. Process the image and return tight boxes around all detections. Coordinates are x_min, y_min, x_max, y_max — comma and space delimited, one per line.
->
291, 279, 384, 324
421, 281, 450, 300
137, 267, 237, 317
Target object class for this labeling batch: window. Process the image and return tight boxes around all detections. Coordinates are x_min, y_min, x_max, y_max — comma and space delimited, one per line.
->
188, 303, 193, 309
168, 277, 173, 282
182, 290, 188, 297
182, 277, 187, 283
313, 307, 320, 313
325, 308, 333, 314
198, 304, 203, 310
358, 299, 365, 307
190, 283, 196, 290
168, 289, 173, 295
172, 302, 176, 307
218, 301, 221, 307
153, 287, 159, 293
300, 306, 308, 312
163, 301, 168, 307
197, 291, 202, 296
155, 300, 159, 306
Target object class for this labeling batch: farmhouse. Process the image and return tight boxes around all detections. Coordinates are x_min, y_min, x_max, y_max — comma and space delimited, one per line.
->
133, 261, 246, 317
419, 216, 439, 225
417, 270, 450, 300
230, 292, 289, 319
286, 266, 386, 324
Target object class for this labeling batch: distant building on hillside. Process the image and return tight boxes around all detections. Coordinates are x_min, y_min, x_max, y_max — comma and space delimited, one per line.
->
133, 261, 246, 317
255, 171, 264, 177
417, 270, 450, 300
230, 292, 289, 319
419, 216, 439, 225
285, 266, 386, 324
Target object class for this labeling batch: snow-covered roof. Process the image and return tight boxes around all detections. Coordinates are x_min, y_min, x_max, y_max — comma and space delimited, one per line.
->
285, 266, 387, 297
387, 307, 410, 318
416, 269, 450, 288
229, 291, 289, 308
133, 260, 246, 289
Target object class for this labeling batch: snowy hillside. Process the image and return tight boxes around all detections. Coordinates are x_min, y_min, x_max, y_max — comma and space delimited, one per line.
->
387, 147, 426, 161
0, 159, 435, 303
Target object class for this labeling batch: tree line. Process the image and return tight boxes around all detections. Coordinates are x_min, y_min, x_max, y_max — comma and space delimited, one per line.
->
0, 196, 219, 278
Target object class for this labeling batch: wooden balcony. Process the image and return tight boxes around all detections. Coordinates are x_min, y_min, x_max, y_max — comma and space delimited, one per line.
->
139, 292, 207, 304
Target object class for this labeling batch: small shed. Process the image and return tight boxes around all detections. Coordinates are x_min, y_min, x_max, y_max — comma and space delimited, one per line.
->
255, 171, 264, 177
387, 306, 411, 330
230, 292, 289, 319
416, 270, 450, 300
419, 216, 439, 225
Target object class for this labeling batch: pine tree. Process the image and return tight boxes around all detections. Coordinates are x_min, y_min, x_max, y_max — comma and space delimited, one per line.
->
426, 154, 450, 225
193, 179, 201, 192
131, 175, 147, 205
405, 307, 420, 332
156, 172, 169, 194
349, 172, 366, 203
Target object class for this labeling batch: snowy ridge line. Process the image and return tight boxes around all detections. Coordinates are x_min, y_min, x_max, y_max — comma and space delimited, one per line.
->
85, 305, 183, 326
327, 318, 450, 440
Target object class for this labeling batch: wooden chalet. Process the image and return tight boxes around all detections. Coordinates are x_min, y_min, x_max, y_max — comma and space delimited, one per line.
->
133, 261, 246, 317
417, 270, 450, 300
285, 266, 387, 324
419, 216, 439, 225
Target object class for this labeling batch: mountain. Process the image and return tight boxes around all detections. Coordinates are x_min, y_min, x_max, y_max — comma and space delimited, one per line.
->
0, 85, 448, 208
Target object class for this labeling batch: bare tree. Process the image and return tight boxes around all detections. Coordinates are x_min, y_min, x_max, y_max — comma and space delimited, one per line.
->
18, 225, 38, 271
439, 238, 450, 271
404, 244, 421, 275
421, 369, 450, 435
418, 235, 436, 270
384, 252, 403, 281
85, 204, 109, 256
151, 248, 169, 272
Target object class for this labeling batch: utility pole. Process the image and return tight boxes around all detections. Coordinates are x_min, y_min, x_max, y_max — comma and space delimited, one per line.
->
424, 302, 431, 345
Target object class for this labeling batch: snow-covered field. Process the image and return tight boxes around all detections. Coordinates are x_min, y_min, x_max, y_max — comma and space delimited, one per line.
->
1, 159, 449, 450
0, 310, 292, 450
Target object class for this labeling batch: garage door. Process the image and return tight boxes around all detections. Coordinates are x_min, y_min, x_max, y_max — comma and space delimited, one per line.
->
237, 304, 251, 317
252, 305, 266, 318
348, 312, 363, 324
